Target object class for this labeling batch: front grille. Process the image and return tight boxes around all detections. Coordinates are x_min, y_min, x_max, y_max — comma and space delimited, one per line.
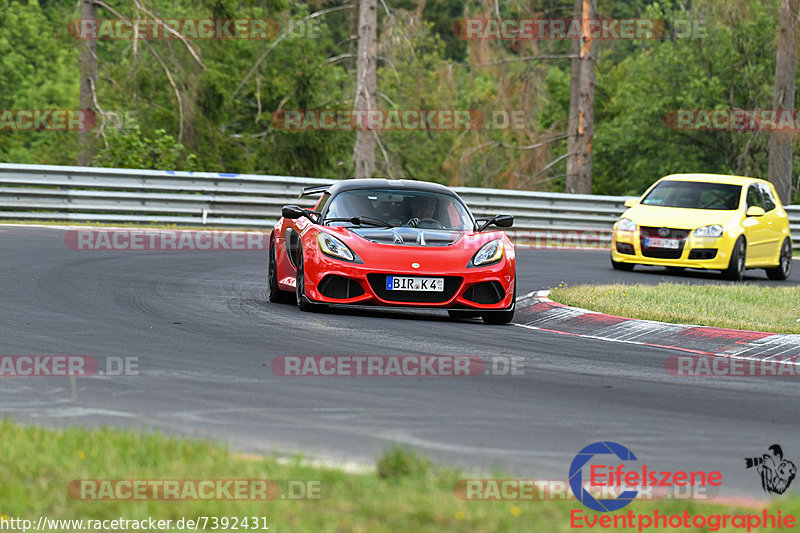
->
463, 281, 505, 305
639, 227, 688, 259
318, 275, 365, 299
688, 248, 718, 260
367, 274, 462, 303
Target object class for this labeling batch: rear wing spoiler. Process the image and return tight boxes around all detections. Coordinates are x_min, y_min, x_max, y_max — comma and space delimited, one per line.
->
299, 185, 331, 198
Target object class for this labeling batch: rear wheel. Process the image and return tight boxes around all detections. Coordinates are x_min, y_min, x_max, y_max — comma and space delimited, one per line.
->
766, 238, 793, 281
722, 237, 746, 281
611, 257, 635, 271
268, 244, 293, 303
295, 247, 320, 312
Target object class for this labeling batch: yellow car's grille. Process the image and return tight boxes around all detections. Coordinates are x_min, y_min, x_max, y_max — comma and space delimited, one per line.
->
639, 227, 690, 259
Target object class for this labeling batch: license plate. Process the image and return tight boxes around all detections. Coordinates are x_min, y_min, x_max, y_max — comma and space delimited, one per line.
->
645, 237, 680, 249
386, 276, 444, 292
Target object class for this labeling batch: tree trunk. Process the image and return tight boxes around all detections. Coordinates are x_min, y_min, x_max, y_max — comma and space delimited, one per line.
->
569, 0, 597, 195
768, 0, 799, 204
354, 0, 377, 179
565, 0, 582, 192
78, 0, 97, 167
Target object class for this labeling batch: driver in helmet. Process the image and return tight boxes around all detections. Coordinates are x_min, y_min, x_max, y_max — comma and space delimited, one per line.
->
405, 196, 437, 228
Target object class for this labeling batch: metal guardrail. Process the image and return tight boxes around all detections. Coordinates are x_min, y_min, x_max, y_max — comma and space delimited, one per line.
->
0, 163, 797, 251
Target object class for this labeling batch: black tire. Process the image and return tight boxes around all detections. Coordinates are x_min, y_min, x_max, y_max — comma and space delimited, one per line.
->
722, 236, 746, 281
481, 284, 515, 325
766, 238, 793, 281
448, 310, 481, 319
295, 247, 319, 312
611, 257, 635, 271
268, 244, 293, 303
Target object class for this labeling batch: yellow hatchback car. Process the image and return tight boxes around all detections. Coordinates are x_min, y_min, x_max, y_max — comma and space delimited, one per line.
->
611, 174, 793, 281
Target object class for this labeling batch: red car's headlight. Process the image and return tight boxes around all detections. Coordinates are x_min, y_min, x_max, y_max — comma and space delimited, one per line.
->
470, 238, 504, 267
318, 232, 359, 262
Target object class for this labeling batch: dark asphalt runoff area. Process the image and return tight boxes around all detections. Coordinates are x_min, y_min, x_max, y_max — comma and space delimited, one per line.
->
0, 225, 798, 497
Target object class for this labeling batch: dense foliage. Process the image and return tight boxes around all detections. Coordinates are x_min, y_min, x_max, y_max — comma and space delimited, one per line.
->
0, 0, 797, 198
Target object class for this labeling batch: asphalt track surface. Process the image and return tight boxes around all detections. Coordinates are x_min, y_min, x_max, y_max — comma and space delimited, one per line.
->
1, 225, 799, 497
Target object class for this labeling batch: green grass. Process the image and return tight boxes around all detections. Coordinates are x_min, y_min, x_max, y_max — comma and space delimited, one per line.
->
0, 420, 795, 532
550, 283, 800, 334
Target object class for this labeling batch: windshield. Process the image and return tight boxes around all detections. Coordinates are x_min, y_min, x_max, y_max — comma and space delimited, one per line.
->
640, 180, 742, 210
324, 189, 474, 230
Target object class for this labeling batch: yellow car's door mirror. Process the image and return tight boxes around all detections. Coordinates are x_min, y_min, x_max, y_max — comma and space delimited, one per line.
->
624, 198, 637, 208
746, 206, 765, 217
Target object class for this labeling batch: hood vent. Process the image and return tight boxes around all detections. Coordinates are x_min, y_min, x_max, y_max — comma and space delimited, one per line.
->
350, 228, 460, 247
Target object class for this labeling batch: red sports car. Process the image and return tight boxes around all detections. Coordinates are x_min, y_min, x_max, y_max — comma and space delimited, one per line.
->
268, 179, 516, 324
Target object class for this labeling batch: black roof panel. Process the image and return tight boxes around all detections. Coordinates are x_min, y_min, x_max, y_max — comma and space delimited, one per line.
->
326, 178, 458, 197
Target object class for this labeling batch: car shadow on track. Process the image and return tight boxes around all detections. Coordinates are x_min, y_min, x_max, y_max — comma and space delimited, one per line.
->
262, 299, 496, 324
616, 265, 793, 285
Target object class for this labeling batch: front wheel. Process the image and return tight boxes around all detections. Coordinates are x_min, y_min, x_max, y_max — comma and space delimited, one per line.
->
482, 309, 514, 325
481, 284, 515, 325
722, 237, 746, 281
766, 238, 793, 281
611, 257, 635, 271
295, 247, 320, 312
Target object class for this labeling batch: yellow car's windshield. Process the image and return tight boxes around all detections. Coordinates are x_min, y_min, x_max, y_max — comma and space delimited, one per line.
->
641, 180, 742, 210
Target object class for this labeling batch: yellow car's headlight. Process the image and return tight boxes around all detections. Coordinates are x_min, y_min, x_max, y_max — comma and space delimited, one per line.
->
617, 218, 637, 232
693, 224, 724, 238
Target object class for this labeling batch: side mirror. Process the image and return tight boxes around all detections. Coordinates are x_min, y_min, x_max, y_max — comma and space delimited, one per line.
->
493, 214, 514, 228
624, 198, 637, 208
746, 206, 765, 217
478, 214, 514, 231
282, 205, 305, 219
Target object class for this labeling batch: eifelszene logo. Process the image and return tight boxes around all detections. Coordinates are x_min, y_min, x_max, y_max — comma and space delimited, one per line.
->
569, 441, 722, 513
569, 441, 639, 512
745, 444, 797, 495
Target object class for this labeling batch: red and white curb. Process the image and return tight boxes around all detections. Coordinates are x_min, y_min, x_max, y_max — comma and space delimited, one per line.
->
514, 290, 800, 369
